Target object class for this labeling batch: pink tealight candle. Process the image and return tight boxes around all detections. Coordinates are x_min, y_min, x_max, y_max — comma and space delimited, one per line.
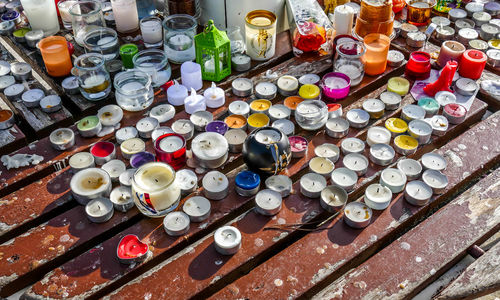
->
289, 135, 308, 158
320, 72, 351, 102
90, 141, 116, 165
443, 103, 467, 124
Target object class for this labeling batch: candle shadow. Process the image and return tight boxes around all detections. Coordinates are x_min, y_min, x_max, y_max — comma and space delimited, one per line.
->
188, 242, 231, 281
389, 194, 420, 222
236, 210, 271, 234
46, 169, 72, 195
327, 209, 382, 246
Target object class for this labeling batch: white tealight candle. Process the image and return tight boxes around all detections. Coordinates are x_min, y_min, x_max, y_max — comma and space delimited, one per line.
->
421, 152, 447, 171
255, 81, 277, 100
71, 168, 112, 205
224, 129, 247, 153
314, 143, 340, 163
0, 75, 15, 92
341, 137, 365, 155
231, 54, 252, 72
404, 180, 433, 206
172, 119, 195, 141
202, 171, 229, 200
272, 119, 295, 136
4, 84, 25, 101
472, 11, 491, 26
175, 169, 198, 195
343, 153, 369, 176
228, 100, 250, 117
231, 78, 253, 97
320, 185, 348, 213
62, 76, 80, 95
331, 167, 358, 192
110, 186, 134, 212
449, 8, 467, 21
192, 132, 229, 169
366, 126, 391, 146
455, 78, 478, 96
425, 115, 449, 136
136, 117, 159, 139
49, 128, 75, 151
214, 226, 241, 255
364, 183, 393, 210
115, 127, 139, 144
343, 202, 372, 229
69, 152, 95, 172
183, 196, 211, 222
120, 138, 146, 159
458, 28, 479, 47
277, 75, 299, 96
435, 91, 457, 107
300, 173, 327, 198
167, 80, 189, 106
11, 62, 32, 81
408, 119, 433, 145
119, 168, 136, 187
101, 159, 126, 182
151, 127, 174, 142
380, 168, 407, 193
184, 88, 207, 115
401, 105, 426, 122
40, 95, 62, 113
326, 117, 350, 138
98, 104, 124, 127
465, 2, 483, 17
299, 74, 321, 86
422, 169, 448, 194
346, 109, 370, 128
387, 50, 405, 68
190, 111, 214, 131
203, 82, 225, 108
379, 91, 402, 111
397, 158, 423, 181
268, 104, 291, 122
21, 88, 44, 108
265, 175, 293, 197
369, 143, 396, 166
163, 211, 190, 236
362, 98, 385, 119
85, 197, 114, 223
149, 104, 175, 123
255, 189, 282, 216
309, 157, 335, 178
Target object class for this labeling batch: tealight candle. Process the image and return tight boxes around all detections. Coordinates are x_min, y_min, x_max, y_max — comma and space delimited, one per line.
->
0, 60, 10, 76
180, 62, 202, 91
486, 49, 500, 68
222, 115, 247, 132
331, 167, 358, 192
362, 98, 385, 119
167, 80, 189, 106
277, 75, 299, 96
173, 169, 198, 196
224, 129, 247, 153
455, 19, 475, 32
320, 185, 348, 213
299, 74, 321, 86
272, 119, 295, 136
49, 128, 75, 150
300, 173, 327, 198
387, 77, 410, 96
70, 168, 112, 205
380, 168, 407, 193
283, 96, 304, 112
309, 157, 335, 178
231, 54, 251, 72
214, 226, 241, 255
469, 39, 489, 52
21, 88, 45, 108
364, 184, 392, 210
366, 126, 391, 146
250, 99, 272, 115
40, 95, 62, 113
472, 11, 491, 26
343, 202, 372, 229
341, 137, 365, 155
426, 115, 449, 136
402, 104, 426, 122
408, 119, 433, 145
184, 88, 207, 115
265, 175, 293, 197
417, 97, 440, 117
228, 100, 250, 117
255, 82, 277, 100
254, 189, 282, 216
4, 84, 25, 101
404, 180, 433, 206
119, 168, 136, 187
443, 103, 467, 124
434, 26, 455, 40
97, 105, 123, 127
172, 119, 195, 140
397, 158, 423, 180
235, 170, 261, 197
387, 50, 405, 68
315, 143, 340, 163
385, 118, 408, 137
0, 20, 15, 36
449, 8, 467, 21
120, 138, 146, 159
115, 127, 138, 144
231, 78, 253, 97
480, 23, 500, 41
485, 1, 500, 15
455, 78, 478, 96
421, 152, 447, 171
343, 153, 369, 176
136, 117, 159, 139
192, 132, 229, 169
321, 72, 351, 101
0, 75, 15, 92
85, 198, 114, 223
400, 23, 418, 38
346, 109, 370, 129
422, 169, 448, 194
191, 111, 214, 131
163, 211, 190, 236
183, 196, 211, 222
203, 82, 225, 108
206, 120, 229, 135
326, 117, 350, 138
247, 113, 270, 131
299, 84, 321, 100
90, 141, 116, 166
149, 104, 175, 123
268, 104, 291, 121
458, 28, 479, 46
0, 109, 14, 130
489, 39, 500, 50
289, 135, 308, 158
465, 2, 483, 16
369, 143, 396, 166
10, 62, 32, 81
129, 152, 155, 169
69, 152, 95, 172
431, 16, 450, 27
327, 103, 343, 119
110, 186, 134, 212
62, 76, 80, 95
406, 32, 426, 48
101, 159, 126, 183
202, 170, 229, 200
394, 135, 419, 156
154, 133, 187, 170
380, 91, 402, 111
435, 91, 457, 107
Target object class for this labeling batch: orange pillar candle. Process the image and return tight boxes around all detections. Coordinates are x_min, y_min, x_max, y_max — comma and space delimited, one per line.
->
362, 33, 391, 76
38, 36, 73, 77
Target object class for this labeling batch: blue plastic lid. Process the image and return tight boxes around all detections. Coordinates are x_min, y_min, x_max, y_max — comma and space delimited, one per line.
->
235, 170, 260, 190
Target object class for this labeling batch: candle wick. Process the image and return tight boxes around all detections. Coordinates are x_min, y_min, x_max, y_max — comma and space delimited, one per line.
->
155, 178, 158, 183
377, 187, 379, 193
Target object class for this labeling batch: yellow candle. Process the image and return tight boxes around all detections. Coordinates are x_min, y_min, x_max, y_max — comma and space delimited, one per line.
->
250, 99, 272, 114
387, 77, 410, 96
394, 135, 418, 152
489, 39, 500, 49
385, 118, 408, 136
299, 84, 321, 99
247, 113, 270, 130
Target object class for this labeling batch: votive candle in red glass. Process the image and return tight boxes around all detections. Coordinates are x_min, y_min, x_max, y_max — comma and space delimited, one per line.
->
154, 133, 186, 170
405, 51, 431, 80
458, 50, 487, 80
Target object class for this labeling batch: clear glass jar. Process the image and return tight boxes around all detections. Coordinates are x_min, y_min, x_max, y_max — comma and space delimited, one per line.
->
57, 0, 77, 29
132, 162, 181, 217
295, 100, 328, 130
227, 26, 246, 55
74, 53, 112, 101
70, 0, 106, 46
163, 14, 197, 64
83, 27, 120, 61
140, 16, 163, 48
132, 49, 171, 87
245, 10, 277, 61
136, 0, 156, 19
164, 0, 201, 18
110, 0, 139, 33
20, 0, 59, 36
334, 41, 366, 86
114, 70, 154, 111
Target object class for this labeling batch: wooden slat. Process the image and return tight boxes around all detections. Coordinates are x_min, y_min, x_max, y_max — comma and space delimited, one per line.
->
0, 95, 26, 153
479, 70, 500, 112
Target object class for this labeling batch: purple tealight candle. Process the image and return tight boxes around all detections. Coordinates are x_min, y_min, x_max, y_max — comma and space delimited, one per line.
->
205, 120, 229, 135
130, 151, 156, 169
320, 72, 351, 102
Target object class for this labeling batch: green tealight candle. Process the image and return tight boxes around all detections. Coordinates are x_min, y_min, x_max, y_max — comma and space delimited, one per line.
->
77, 115, 102, 138
13, 27, 31, 43
119, 44, 139, 69
418, 97, 440, 117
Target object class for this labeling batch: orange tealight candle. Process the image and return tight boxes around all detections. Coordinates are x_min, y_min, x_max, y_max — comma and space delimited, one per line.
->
224, 114, 248, 130
38, 36, 73, 77
284, 96, 304, 111
362, 33, 391, 76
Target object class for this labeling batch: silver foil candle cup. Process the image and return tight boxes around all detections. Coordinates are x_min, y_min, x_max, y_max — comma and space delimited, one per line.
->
320, 185, 348, 213
408, 119, 433, 145
364, 183, 393, 210
25, 29, 43, 48
116, 234, 149, 265
326, 117, 350, 138
309, 156, 335, 178
380, 168, 407, 193
369, 143, 396, 166
68, 152, 95, 172
343, 153, 369, 176
404, 180, 433, 206
10, 62, 31, 81
379, 91, 401, 111
346, 109, 370, 128
21, 89, 44, 108
401, 104, 426, 122
202, 171, 229, 200
163, 211, 190, 236
255, 81, 277, 100
231, 78, 253, 97
228, 100, 250, 117
343, 202, 372, 229
255, 189, 282, 216
110, 186, 135, 212
455, 78, 478, 96
224, 129, 247, 153
4, 83, 25, 101
192, 132, 229, 169
397, 158, 422, 181
115, 127, 138, 144
426, 115, 449, 136
70, 168, 112, 205
136, 117, 159, 139
40, 95, 62, 113
265, 175, 293, 198
300, 173, 327, 198
85, 197, 114, 223
341, 137, 365, 155
62, 76, 80, 95
231, 54, 252, 72
422, 169, 448, 194
421, 152, 447, 171
183, 196, 211, 222
214, 226, 241, 255
49, 128, 75, 151
0, 109, 15, 130
190, 110, 213, 131
174, 169, 198, 196
314, 143, 340, 163
331, 167, 358, 192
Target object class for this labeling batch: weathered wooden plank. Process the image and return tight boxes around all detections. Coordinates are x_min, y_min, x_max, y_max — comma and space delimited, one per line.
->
208, 110, 498, 300
0, 95, 26, 153
313, 168, 500, 300
479, 70, 500, 112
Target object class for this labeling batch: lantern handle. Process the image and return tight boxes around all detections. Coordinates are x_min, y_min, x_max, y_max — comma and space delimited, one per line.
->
204, 20, 215, 34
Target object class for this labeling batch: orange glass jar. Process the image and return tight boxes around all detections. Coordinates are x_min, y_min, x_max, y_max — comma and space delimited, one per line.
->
361, 33, 391, 76
38, 36, 73, 77
354, 0, 394, 39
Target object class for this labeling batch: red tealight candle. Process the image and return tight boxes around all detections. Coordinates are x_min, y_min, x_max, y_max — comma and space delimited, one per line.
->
90, 141, 116, 165
327, 103, 343, 118
405, 51, 431, 80
443, 103, 467, 124
458, 50, 487, 80
154, 133, 186, 170
289, 135, 308, 158
117, 234, 149, 265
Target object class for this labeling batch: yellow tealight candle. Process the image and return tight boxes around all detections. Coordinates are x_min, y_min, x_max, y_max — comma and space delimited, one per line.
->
385, 118, 408, 137
298, 84, 321, 100
250, 99, 272, 114
247, 113, 270, 131
387, 77, 410, 96
394, 135, 418, 156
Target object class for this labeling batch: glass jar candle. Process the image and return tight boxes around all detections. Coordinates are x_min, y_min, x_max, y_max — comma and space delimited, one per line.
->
245, 10, 277, 61
70, 0, 106, 46
163, 14, 197, 64
133, 49, 171, 87
38, 36, 73, 77
114, 70, 154, 111
132, 162, 181, 217
354, 0, 394, 39
74, 53, 112, 101
362, 33, 391, 76
111, 0, 139, 33
406, 0, 436, 26
20, 0, 59, 36
57, 0, 77, 29
334, 41, 366, 86
83, 27, 120, 61
295, 100, 328, 130
405, 51, 431, 80
140, 16, 163, 48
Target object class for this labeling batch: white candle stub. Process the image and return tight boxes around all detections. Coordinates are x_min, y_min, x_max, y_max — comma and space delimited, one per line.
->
228, 100, 250, 117
214, 226, 242, 255
183, 196, 211, 222
202, 170, 229, 200
341, 137, 365, 155
346, 109, 370, 128
343, 202, 372, 229
255, 189, 282, 216
40, 95, 62, 113
265, 175, 293, 197
343, 153, 369, 176
320, 185, 348, 213
85, 197, 114, 223
163, 211, 190, 236
110, 186, 134, 212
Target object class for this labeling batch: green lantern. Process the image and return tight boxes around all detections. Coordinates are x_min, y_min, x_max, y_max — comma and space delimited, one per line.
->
195, 20, 231, 82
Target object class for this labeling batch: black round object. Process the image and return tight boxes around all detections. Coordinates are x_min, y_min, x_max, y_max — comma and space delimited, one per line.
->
242, 127, 292, 176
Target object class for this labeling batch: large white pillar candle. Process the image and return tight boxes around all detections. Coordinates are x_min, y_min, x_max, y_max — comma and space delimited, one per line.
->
334, 5, 354, 36
111, 0, 139, 33
70, 168, 112, 205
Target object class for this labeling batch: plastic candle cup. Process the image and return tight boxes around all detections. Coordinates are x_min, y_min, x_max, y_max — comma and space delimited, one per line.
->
191, 132, 229, 169
366, 126, 391, 146
119, 44, 139, 69
182, 196, 211, 222
120, 138, 146, 159
214, 226, 241, 255
255, 189, 282, 216
202, 171, 229, 200
184, 88, 206, 115
458, 50, 487, 80
224, 114, 247, 130
320, 72, 351, 102
154, 133, 186, 170
245, 10, 277, 61
320, 185, 348, 213
70, 168, 112, 205
250, 99, 272, 115
364, 183, 393, 210
299, 84, 321, 100
387, 77, 410, 96
277, 75, 299, 96
247, 113, 270, 131
224, 129, 247, 153
418, 97, 440, 117
443, 103, 467, 124
343, 202, 372, 229
362, 98, 385, 119
394, 135, 419, 155
405, 51, 432, 80
235, 170, 261, 197
314, 143, 340, 163
309, 156, 335, 178
110, 0, 139, 33
77, 116, 102, 138
362, 33, 391, 76
206, 120, 229, 135
284, 96, 304, 112
380, 168, 407, 193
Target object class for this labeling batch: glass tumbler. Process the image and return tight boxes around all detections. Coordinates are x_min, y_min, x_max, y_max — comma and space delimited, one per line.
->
38, 36, 73, 77
114, 70, 154, 111
227, 26, 246, 55
140, 16, 163, 48
334, 41, 366, 86
361, 33, 390, 76
57, 0, 77, 29
132, 49, 171, 87
295, 100, 329, 130
69, 0, 106, 46
83, 27, 120, 61
74, 53, 112, 101
110, 0, 139, 33
406, 0, 436, 26
163, 14, 197, 64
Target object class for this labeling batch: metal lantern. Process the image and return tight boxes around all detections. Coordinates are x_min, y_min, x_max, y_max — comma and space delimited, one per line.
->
194, 20, 231, 82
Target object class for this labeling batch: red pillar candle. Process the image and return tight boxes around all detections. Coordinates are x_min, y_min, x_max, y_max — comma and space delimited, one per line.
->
154, 133, 187, 170
405, 51, 431, 80
458, 49, 487, 80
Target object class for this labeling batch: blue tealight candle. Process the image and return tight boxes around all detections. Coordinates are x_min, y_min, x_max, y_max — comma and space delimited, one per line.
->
417, 97, 440, 117
130, 151, 156, 169
235, 170, 261, 197
205, 120, 229, 135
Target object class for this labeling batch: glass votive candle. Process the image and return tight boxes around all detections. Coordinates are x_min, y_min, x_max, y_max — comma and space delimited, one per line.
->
74, 53, 112, 101
38, 36, 73, 77
57, 0, 77, 29
140, 16, 163, 48
295, 100, 328, 130
154, 133, 187, 170
406, 0, 436, 26
245, 10, 277, 61
354, 0, 394, 39
83, 27, 120, 61
133, 49, 171, 87
405, 51, 431, 80
163, 14, 197, 64
110, 0, 139, 34
114, 70, 154, 111
320, 72, 351, 102
69, 0, 106, 46
334, 40, 366, 86
362, 33, 391, 76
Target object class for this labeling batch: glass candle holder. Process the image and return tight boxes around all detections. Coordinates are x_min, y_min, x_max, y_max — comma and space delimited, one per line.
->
334, 41, 366, 86
154, 133, 187, 170
406, 0, 436, 26
163, 14, 197, 64
57, 0, 77, 29
74, 53, 112, 101
321, 72, 351, 101
132, 162, 181, 217
354, 0, 394, 39
133, 49, 171, 87
295, 100, 328, 130
164, 0, 201, 17
38, 36, 73, 77
136, 0, 156, 19
83, 27, 120, 61
114, 70, 154, 111
70, 0, 106, 46
20, 0, 59, 36
111, 0, 139, 33
227, 26, 246, 55
140, 16, 163, 48
245, 10, 277, 61
361, 33, 390, 76
405, 51, 431, 80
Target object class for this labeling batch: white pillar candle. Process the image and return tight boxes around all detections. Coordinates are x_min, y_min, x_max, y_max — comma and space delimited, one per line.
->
422, 169, 448, 194
69, 152, 95, 172
366, 126, 391, 146
120, 138, 146, 159
333, 5, 354, 36
380, 168, 407, 193
341, 137, 365, 155
21, 89, 44, 108
300, 173, 327, 198
255, 189, 282, 216
268, 104, 291, 122
167, 80, 189, 106
320, 185, 348, 213
180, 62, 203, 91
277, 75, 299, 96
102, 159, 126, 182
369, 143, 395, 166
49, 128, 75, 150
380, 91, 402, 111
346, 109, 370, 128
149, 104, 175, 123
190, 111, 214, 131
408, 119, 433, 144
214, 226, 241, 255
203, 82, 225, 108
315, 143, 340, 163
265, 175, 293, 198
116, 127, 139, 144
421, 152, 447, 171
183, 196, 211, 222
40, 95, 62, 113
255, 82, 277, 100
85, 197, 114, 223
175, 169, 198, 195
192, 132, 229, 169
426, 115, 449, 136
397, 158, 423, 181
110, 186, 134, 212
98, 104, 124, 127
342, 153, 369, 176
231, 78, 253, 97
172, 119, 195, 140
163, 211, 190, 236
224, 129, 247, 153
202, 170, 229, 200
119, 168, 136, 187
364, 183, 392, 210
184, 88, 207, 115
343, 202, 372, 229
326, 117, 350, 138
331, 167, 358, 192
309, 156, 335, 178
111, 0, 139, 33
362, 98, 385, 119
272, 119, 295, 136
228, 100, 250, 117
404, 180, 433, 206
70, 168, 112, 205
401, 104, 426, 122
136, 117, 159, 139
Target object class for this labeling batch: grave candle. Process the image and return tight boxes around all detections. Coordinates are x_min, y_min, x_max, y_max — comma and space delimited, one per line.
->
119, 169, 136, 187
394, 135, 419, 155
343, 202, 372, 228
250, 99, 272, 115
408, 119, 433, 144
284, 96, 304, 112
224, 129, 247, 153
255, 82, 277, 100
192, 132, 229, 169
163, 211, 190, 236
268, 104, 291, 122
183, 196, 211, 222
265, 175, 293, 197
309, 157, 335, 178
180, 62, 202, 91
235, 170, 261, 197
231, 78, 253, 97
154, 133, 186, 170
40, 95, 62, 113
272, 119, 295, 136
387, 77, 410, 96
320, 185, 348, 213
204, 82, 225, 108
366, 126, 391, 146
321, 72, 351, 101
380, 92, 402, 111
11, 62, 32, 81
49, 128, 75, 150
206, 120, 229, 135
191, 111, 214, 131
120, 138, 146, 159
231, 54, 252, 72
459, 50, 487, 80
405, 52, 431, 80
120, 44, 139, 69
140, 16, 163, 48
346, 109, 370, 128
224, 115, 247, 131
404, 180, 433, 206
422, 169, 448, 194
362, 98, 385, 119
102, 159, 127, 182
0, 109, 14, 130
443, 103, 467, 124
247, 113, 270, 131
289, 135, 308, 158
421, 152, 447, 171
277, 75, 299, 96
300, 173, 327, 198
341, 137, 366, 155
70, 168, 112, 205
426, 115, 449, 136
397, 158, 422, 180
116, 234, 149, 264
254, 189, 282, 216
90, 141, 116, 165
85, 198, 114, 223
110, 186, 134, 212
115, 127, 138, 144
172, 119, 195, 140
167, 80, 188, 106
136, 117, 159, 139
4, 84, 25, 101
369, 143, 395, 166
38, 36, 72, 77
385, 117, 408, 137
380, 168, 407, 193
228, 100, 250, 117
202, 170, 229, 200
97, 105, 123, 127
298, 84, 321, 100
21, 89, 44, 108
214, 226, 241, 255
402, 104, 426, 122
417, 97, 440, 117
364, 183, 392, 210
69, 152, 95, 172
343, 153, 369, 176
